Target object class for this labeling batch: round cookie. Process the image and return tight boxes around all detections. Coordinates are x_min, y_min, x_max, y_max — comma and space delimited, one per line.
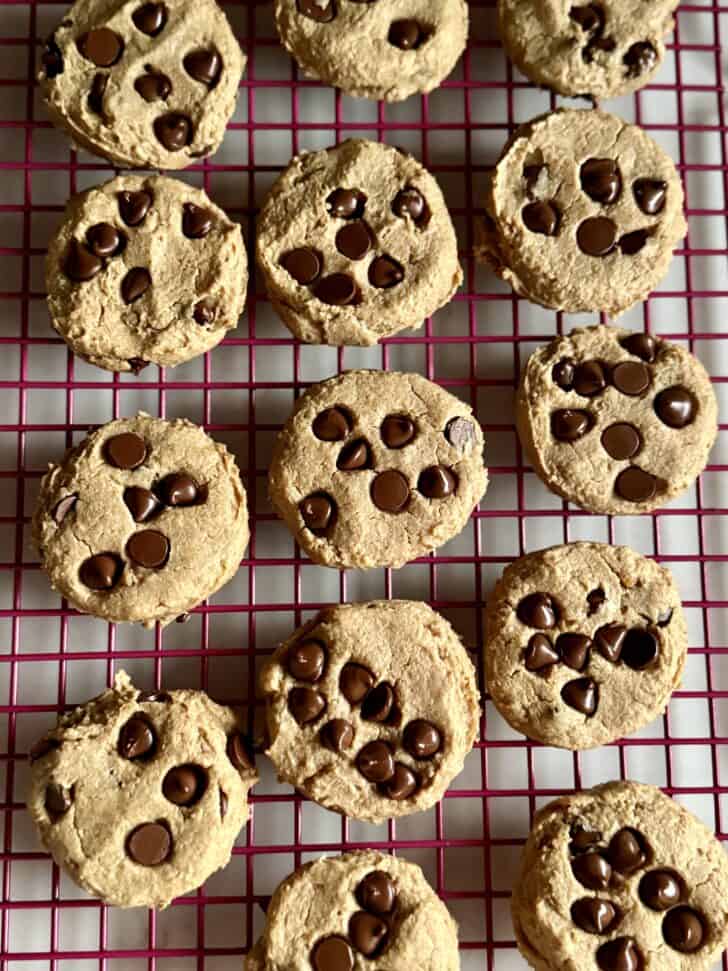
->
499, 0, 678, 99
512, 781, 728, 971
27, 670, 257, 909
33, 414, 249, 627
260, 600, 480, 822
246, 850, 460, 970
274, 0, 468, 102
268, 369, 487, 569
516, 325, 718, 514
38, 0, 245, 169
256, 140, 462, 345
476, 109, 687, 316
484, 542, 687, 750
47, 174, 247, 373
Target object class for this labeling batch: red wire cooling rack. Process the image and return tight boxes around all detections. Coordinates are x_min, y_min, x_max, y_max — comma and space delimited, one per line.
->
0, 1, 727, 968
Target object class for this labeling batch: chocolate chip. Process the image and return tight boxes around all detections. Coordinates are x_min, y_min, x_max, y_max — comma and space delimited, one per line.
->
388, 19, 425, 49
596, 937, 643, 971
281, 247, 322, 285
126, 529, 169, 569
118, 189, 152, 226
88, 72, 108, 115
587, 588, 605, 614
53, 495, 77, 524
572, 851, 612, 889
288, 686, 326, 724
580, 158, 622, 204
573, 360, 607, 396
63, 238, 103, 282
570, 828, 602, 853
517, 592, 558, 629
227, 733, 254, 771
619, 229, 649, 255
183, 48, 222, 87
154, 113, 192, 151
356, 740, 395, 783
106, 433, 147, 471
522, 200, 559, 236
287, 639, 326, 681
595, 623, 627, 662
445, 417, 475, 450
134, 70, 171, 102
403, 719, 442, 759
128, 358, 149, 374
357, 871, 396, 915
300, 492, 336, 533
361, 682, 395, 723
633, 179, 667, 215
524, 633, 560, 671
624, 41, 657, 77
311, 937, 353, 971
577, 216, 617, 256
79, 552, 123, 590
336, 221, 372, 260
569, 3, 603, 31
662, 906, 705, 952
657, 608, 673, 627
162, 764, 207, 806
571, 898, 619, 934
298, 0, 336, 22
381, 415, 415, 448
622, 332, 657, 362
156, 473, 200, 506
124, 486, 161, 523
552, 358, 575, 390
551, 408, 592, 441
349, 911, 388, 956
612, 361, 650, 396
337, 439, 371, 471
418, 465, 456, 499
523, 164, 546, 195
181, 202, 214, 239
654, 386, 696, 428
561, 678, 598, 716
326, 188, 364, 218
340, 663, 375, 704
312, 407, 351, 441
219, 789, 228, 818
557, 633, 591, 671
371, 470, 409, 513
132, 2, 167, 35
392, 186, 429, 226
585, 34, 616, 61
118, 715, 155, 759
137, 690, 171, 703
380, 762, 418, 800
41, 37, 64, 78
121, 267, 151, 304
193, 300, 216, 325
45, 783, 73, 817
639, 869, 683, 911
126, 821, 172, 866
608, 827, 648, 874
621, 627, 659, 669
77, 28, 123, 67
369, 255, 404, 289
314, 272, 358, 305
86, 223, 124, 259
320, 718, 354, 752
601, 423, 641, 460
615, 466, 657, 503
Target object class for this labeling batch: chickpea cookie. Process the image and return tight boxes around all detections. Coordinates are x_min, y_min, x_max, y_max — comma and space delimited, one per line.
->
260, 600, 480, 823
476, 109, 687, 316
484, 542, 687, 750
273, 0, 468, 102
268, 369, 487, 569
38, 0, 245, 169
47, 174, 247, 373
256, 139, 462, 345
246, 850, 460, 970
33, 414, 249, 627
27, 670, 257, 909
516, 325, 718, 514
513, 781, 728, 971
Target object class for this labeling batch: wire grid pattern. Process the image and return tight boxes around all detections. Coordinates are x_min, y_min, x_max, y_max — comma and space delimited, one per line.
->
0, 0, 727, 968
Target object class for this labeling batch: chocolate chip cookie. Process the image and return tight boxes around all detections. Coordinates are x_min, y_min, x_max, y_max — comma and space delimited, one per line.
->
38, 0, 245, 169
27, 670, 257, 909
268, 370, 487, 569
246, 850, 460, 970
513, 781, 728, 971
33, 414, 249, 627
484, 542, 687, 749
260, 600, 480, 822
256, 140, 462, 345
273, 0, 468, 101
47, 175, 247, 373
499, 0, 678, 99
516, 325, 718, 514
477, 109, 687, 316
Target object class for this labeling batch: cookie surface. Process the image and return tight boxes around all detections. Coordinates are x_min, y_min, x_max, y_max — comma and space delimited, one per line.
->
499, 0, 677, 99
27, 671, 257, 909
47, 174, 247, 373
38, 0, 244, 169
268, 369, 487, 569
246, 850, 460, 970
261, 600, 480, 822
274, 0, 468, 102
516, 325, 718, 514
256, 139, 462, 345
33, 414, 249, 627
513, 781, 728, 971
484, 542, 687, 750
477, 109, 687, 316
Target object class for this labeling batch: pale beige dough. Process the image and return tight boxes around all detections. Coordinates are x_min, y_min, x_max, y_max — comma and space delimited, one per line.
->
27, 671, 258, 909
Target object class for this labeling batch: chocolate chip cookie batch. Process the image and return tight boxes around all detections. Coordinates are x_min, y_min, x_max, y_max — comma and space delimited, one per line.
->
27, 1, 726, 969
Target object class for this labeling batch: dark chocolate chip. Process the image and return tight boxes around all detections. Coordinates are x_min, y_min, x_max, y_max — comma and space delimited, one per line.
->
53, 495, 77, 524
522, 200, 559, 236
311, 937, 353, 971
193, 300, 216, 325
162, 764, 207, 806
569, 3, 603, 31
134, 70, 171, 102
596, 937, 643, 971
349, 911, 389, 956
326, 188, 364, 218
356, 740, 395, 783
126, 821, 172, 866
621, 627, 659, 669
551, 408, 592, 441
662, 906, 705, 952
137, 690, 171, 703
418, 465, 456, 499
557, 632, 591, 671
281, 247, 322, 285
561, 678, 598, 716
571, 897, 619, 934
314, 272, 358, 305
380, 762, 418, 800
587, 588, 605, 614
403, 719, 442, 759
298, 0, 337, 22
608, 827, 648, 874
77, 28, 123, 67
517, 592, 558, 629
523, 164, 546, 194
595, 623, 627, 662
577, 216, 618, 256
124, 486, 161, 523
570, 828, 602, 853
300, 492, 336, 533
381, 414, 415, 448
524, 633, 560, 671
614, 466, 657, 503
585, 35, 616, 61
132, 2, 167, 35
639, 869, 683, 911
219, 788, 228, 818
336, 221, 372, 260
79, 552, 123, 590
45, 783, 73, 817
118, 189, 152, 226
654, 386, 696, 428
573, 360, 607, 397
392, 186, 429, 225
624, 41, 657, 77
572, 851, 612, 889
182, 203, 214, 239
337, 439, 371, 471
118, 715, 155, 759
86, 222, 124, 258
320, 718, 354, 752
121, 267, 151, 304
619, 229, 649, 255
156, 473, 200, 506
369, 255, 404, 289
128, 357, 149, 374
63, 238, 103, 282
288, 686, 326, 725
361, 682, 395, 723
154, 113, 193, 152
287, 639, 326, 681
388, 19, 425, 49
227, 733, 254, 771
371, 470, 409, 513
105, 432, 147, 469
612, 361, 650, 396
183, 48, 222, 87
340, 663, 375, 704
445, 417, 475, 450
313, 406, 351, 441
622, 332, 657, 362
633, 179, 667, 216
357, 871, 396, 915
88, 72, 108, 115
41, 37, 64, 78
126, 529, 169, 569
552, 358, 576, 390
580, 158, 622, 204
601, 423, 641, 460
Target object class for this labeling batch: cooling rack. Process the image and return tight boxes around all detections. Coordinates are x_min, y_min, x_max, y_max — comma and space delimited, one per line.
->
0, 0, 726, 968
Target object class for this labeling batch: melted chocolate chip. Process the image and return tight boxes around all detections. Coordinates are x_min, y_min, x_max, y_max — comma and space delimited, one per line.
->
118, 715, 155, 759
572, 850, 612, 889
313, 406, 351, 441
193, 300, 216, 325
154, 113, 192, 152
595, 623, 627, 662
608, 827, 648, 874
281, 247, 322, 285
573, 360, 607, 396
320, 718, 354, 752
596, 937, 643, 971
580, 158, 621, 204
227, 733, 254, 771
336, 221, 372, 260
662, 906, 705, 952
77, 28, 123, 67
118, 189, 152, 226
105, 431, 147, 469
356, 740, 395, 783
371, 470, 409, 513
577, 216, 617, 256
601, 422, 641, 460
41, 37, 64, 78
621, 627, 659, 669
557, 633, 591, 671
126, 821, 172, 866
340, 663, 375, 704
45, 783, 73, 817
612, 361, 650, 396
349, 911, 389, 956
314, 272, 359, 305
654, 386, 696, 428
587, 587, 605, 614
522, 200, 559, 236
445, 417, 475, 450
162, 764, 207, 806
418, 465, 456, 499
622, 332, 657, 362
569, 3, 603, 31
157, 473, 201, 506
63, 238, 103, 282
381, 762, 418, 800
121, 267, 151, 304
326, 188, 365, 218
126, 529, 169, 569
524, 633, 560, 671
361, 682, 395, 723
124, 486, 161, 523
298, 0, 336, 22
403, 719, 442, 759
337, 439, 371, 471
633, 179, 667, 215
381, 414, 415, 448
570, 828, 602, 853
86, 223, 124, 258
624, 41, 657, 77
88, 73, 108, 115
288, 686, 326, 724
369, 255, 405, 289
551, 408, 592, 441
134, 70, 171, 102
53, 495, 77, 524
287, 639, 326, 681
517, 592, 558, 629
639, 869, 683, 911
311, 937, 353, 971
388, 19, 426, 49
571, 897, 619, 934
128, 357, 149, 374
392, 186, 430, 226
614, 466, 657, 503
300, 492, 336, 533
357, 871, 396, 914
79, 552, 123, 590
182, 203, 214, 239
552, 358, 575, 390
619, 229, 649, 255
132, 2, 167, 35
561, 677, 598, 715
183, 48, 222, 87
